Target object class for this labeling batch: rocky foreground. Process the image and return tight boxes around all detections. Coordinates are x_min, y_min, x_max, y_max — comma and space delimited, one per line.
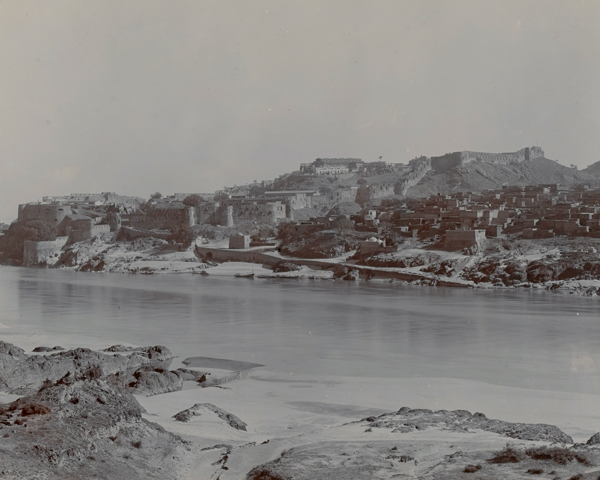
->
246, 409, 600, 480
2, 341, 600, 479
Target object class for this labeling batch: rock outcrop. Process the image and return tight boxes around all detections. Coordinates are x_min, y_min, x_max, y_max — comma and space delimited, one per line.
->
0, 374, 190, 479
587, 432, 600, 445
0, 341, 174, 394
173, 403, 247, 431
358, 407, 574, 443
32, 346, 65, 353
107, 366, 184, 396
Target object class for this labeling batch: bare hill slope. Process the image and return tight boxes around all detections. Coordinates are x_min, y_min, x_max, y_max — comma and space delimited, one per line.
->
407, 158, 597, 197
583, 159, 600, 176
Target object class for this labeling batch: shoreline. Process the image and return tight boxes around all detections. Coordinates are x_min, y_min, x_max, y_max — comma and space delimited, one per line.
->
1, 330, 599, 439
5, 233, 599, 295
2, 332, 600, 478
16, 256, 600, 296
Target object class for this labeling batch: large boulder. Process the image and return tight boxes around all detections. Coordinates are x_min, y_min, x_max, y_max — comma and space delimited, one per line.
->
129, 368, 183, 396
556, 266, 583, 280
587, 432, 600, 445
526, 262, 559, 283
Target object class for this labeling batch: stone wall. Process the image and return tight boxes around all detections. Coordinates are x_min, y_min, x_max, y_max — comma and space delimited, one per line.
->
368, 182, 395, 199
196, 203, 220, 224
229, 235, 251, 249
119, 227, 171, 241
18, 204, 73, 229
23, 237, 69, 266
430, 152, 464, 174
196, 246, 330, 269
331, 187, 358, 204
397, 157, 432, 194
128, 208, 187, 230
431, 147, 544, 173
444, 229, 486, 251
220, 201, 288, 226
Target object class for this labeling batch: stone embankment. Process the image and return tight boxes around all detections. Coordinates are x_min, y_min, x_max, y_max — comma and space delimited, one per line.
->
196, 246, 473, 287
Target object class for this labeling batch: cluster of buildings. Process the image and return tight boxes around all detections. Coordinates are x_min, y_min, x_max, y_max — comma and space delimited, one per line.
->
15, 192, 143, 266
128, 190, 323, 230
17, 192, 142, 240
282, 183, 600, 257
12, 146, 595, 263
40, 192, 143, 209
375, 184, 600, 253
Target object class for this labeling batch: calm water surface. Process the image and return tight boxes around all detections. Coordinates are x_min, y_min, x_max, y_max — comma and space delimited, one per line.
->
1, 266, 600, 394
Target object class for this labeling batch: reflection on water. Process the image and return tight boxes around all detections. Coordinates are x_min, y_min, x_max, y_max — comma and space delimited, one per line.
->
1, 266, 600, 394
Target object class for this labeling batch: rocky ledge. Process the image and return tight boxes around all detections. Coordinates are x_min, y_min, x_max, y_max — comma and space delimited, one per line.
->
247, 408, 600, 480
0, 341, 176, 395
173, 402, 248, 431
0, 372, 190, 479
357, 407, 574, 443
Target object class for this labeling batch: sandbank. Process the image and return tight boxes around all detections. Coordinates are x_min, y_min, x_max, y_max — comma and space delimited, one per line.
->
3, 328, 600, 479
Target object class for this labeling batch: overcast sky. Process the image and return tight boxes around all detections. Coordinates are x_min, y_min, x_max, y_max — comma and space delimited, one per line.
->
1, 0, 599, 222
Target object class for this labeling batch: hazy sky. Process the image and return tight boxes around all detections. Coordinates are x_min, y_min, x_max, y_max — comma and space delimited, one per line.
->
1, 0, 599, 222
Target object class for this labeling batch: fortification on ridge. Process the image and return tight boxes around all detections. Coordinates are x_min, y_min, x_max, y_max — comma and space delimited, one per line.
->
431, 146, 544, 173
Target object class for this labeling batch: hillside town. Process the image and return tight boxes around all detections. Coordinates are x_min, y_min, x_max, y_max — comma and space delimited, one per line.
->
2, 147, 600, 293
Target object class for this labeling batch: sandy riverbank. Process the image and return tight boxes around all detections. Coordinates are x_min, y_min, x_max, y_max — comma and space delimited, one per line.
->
2, 329, 600, 479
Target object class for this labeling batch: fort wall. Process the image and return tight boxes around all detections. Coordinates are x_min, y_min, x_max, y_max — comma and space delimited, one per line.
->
431, 147, 544, 173
220, 202, 287, 226
119, 227, 171, 241
23, 236, 69, 266
127, 203, 229, 229
196, 203, 220, 225
128, 208, 189, 230
18, 204, 72, 228
430, 152, 464, 174
368, 182, 395, 200
67, 224, 110, 243
396, 157, 432, 195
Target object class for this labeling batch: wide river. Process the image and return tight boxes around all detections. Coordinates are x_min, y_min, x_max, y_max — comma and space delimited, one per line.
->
1, 266, 600, 395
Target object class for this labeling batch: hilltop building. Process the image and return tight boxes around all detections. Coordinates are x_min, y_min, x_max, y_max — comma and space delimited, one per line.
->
300, 158, 364, 175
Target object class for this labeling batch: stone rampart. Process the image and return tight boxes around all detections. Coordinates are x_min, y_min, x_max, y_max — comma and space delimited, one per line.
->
128, 208, 187, 230
23, 237, 69, 266
396, 157, 432, 195
431, 147, 544, 173
368, 182, 395, 200
196, 246, 331, 270
220, 201, 288, 226
196, 247, 283, 266
18, 204, 72, 229
119, 227, 171, 241
430, 152, 464, 174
